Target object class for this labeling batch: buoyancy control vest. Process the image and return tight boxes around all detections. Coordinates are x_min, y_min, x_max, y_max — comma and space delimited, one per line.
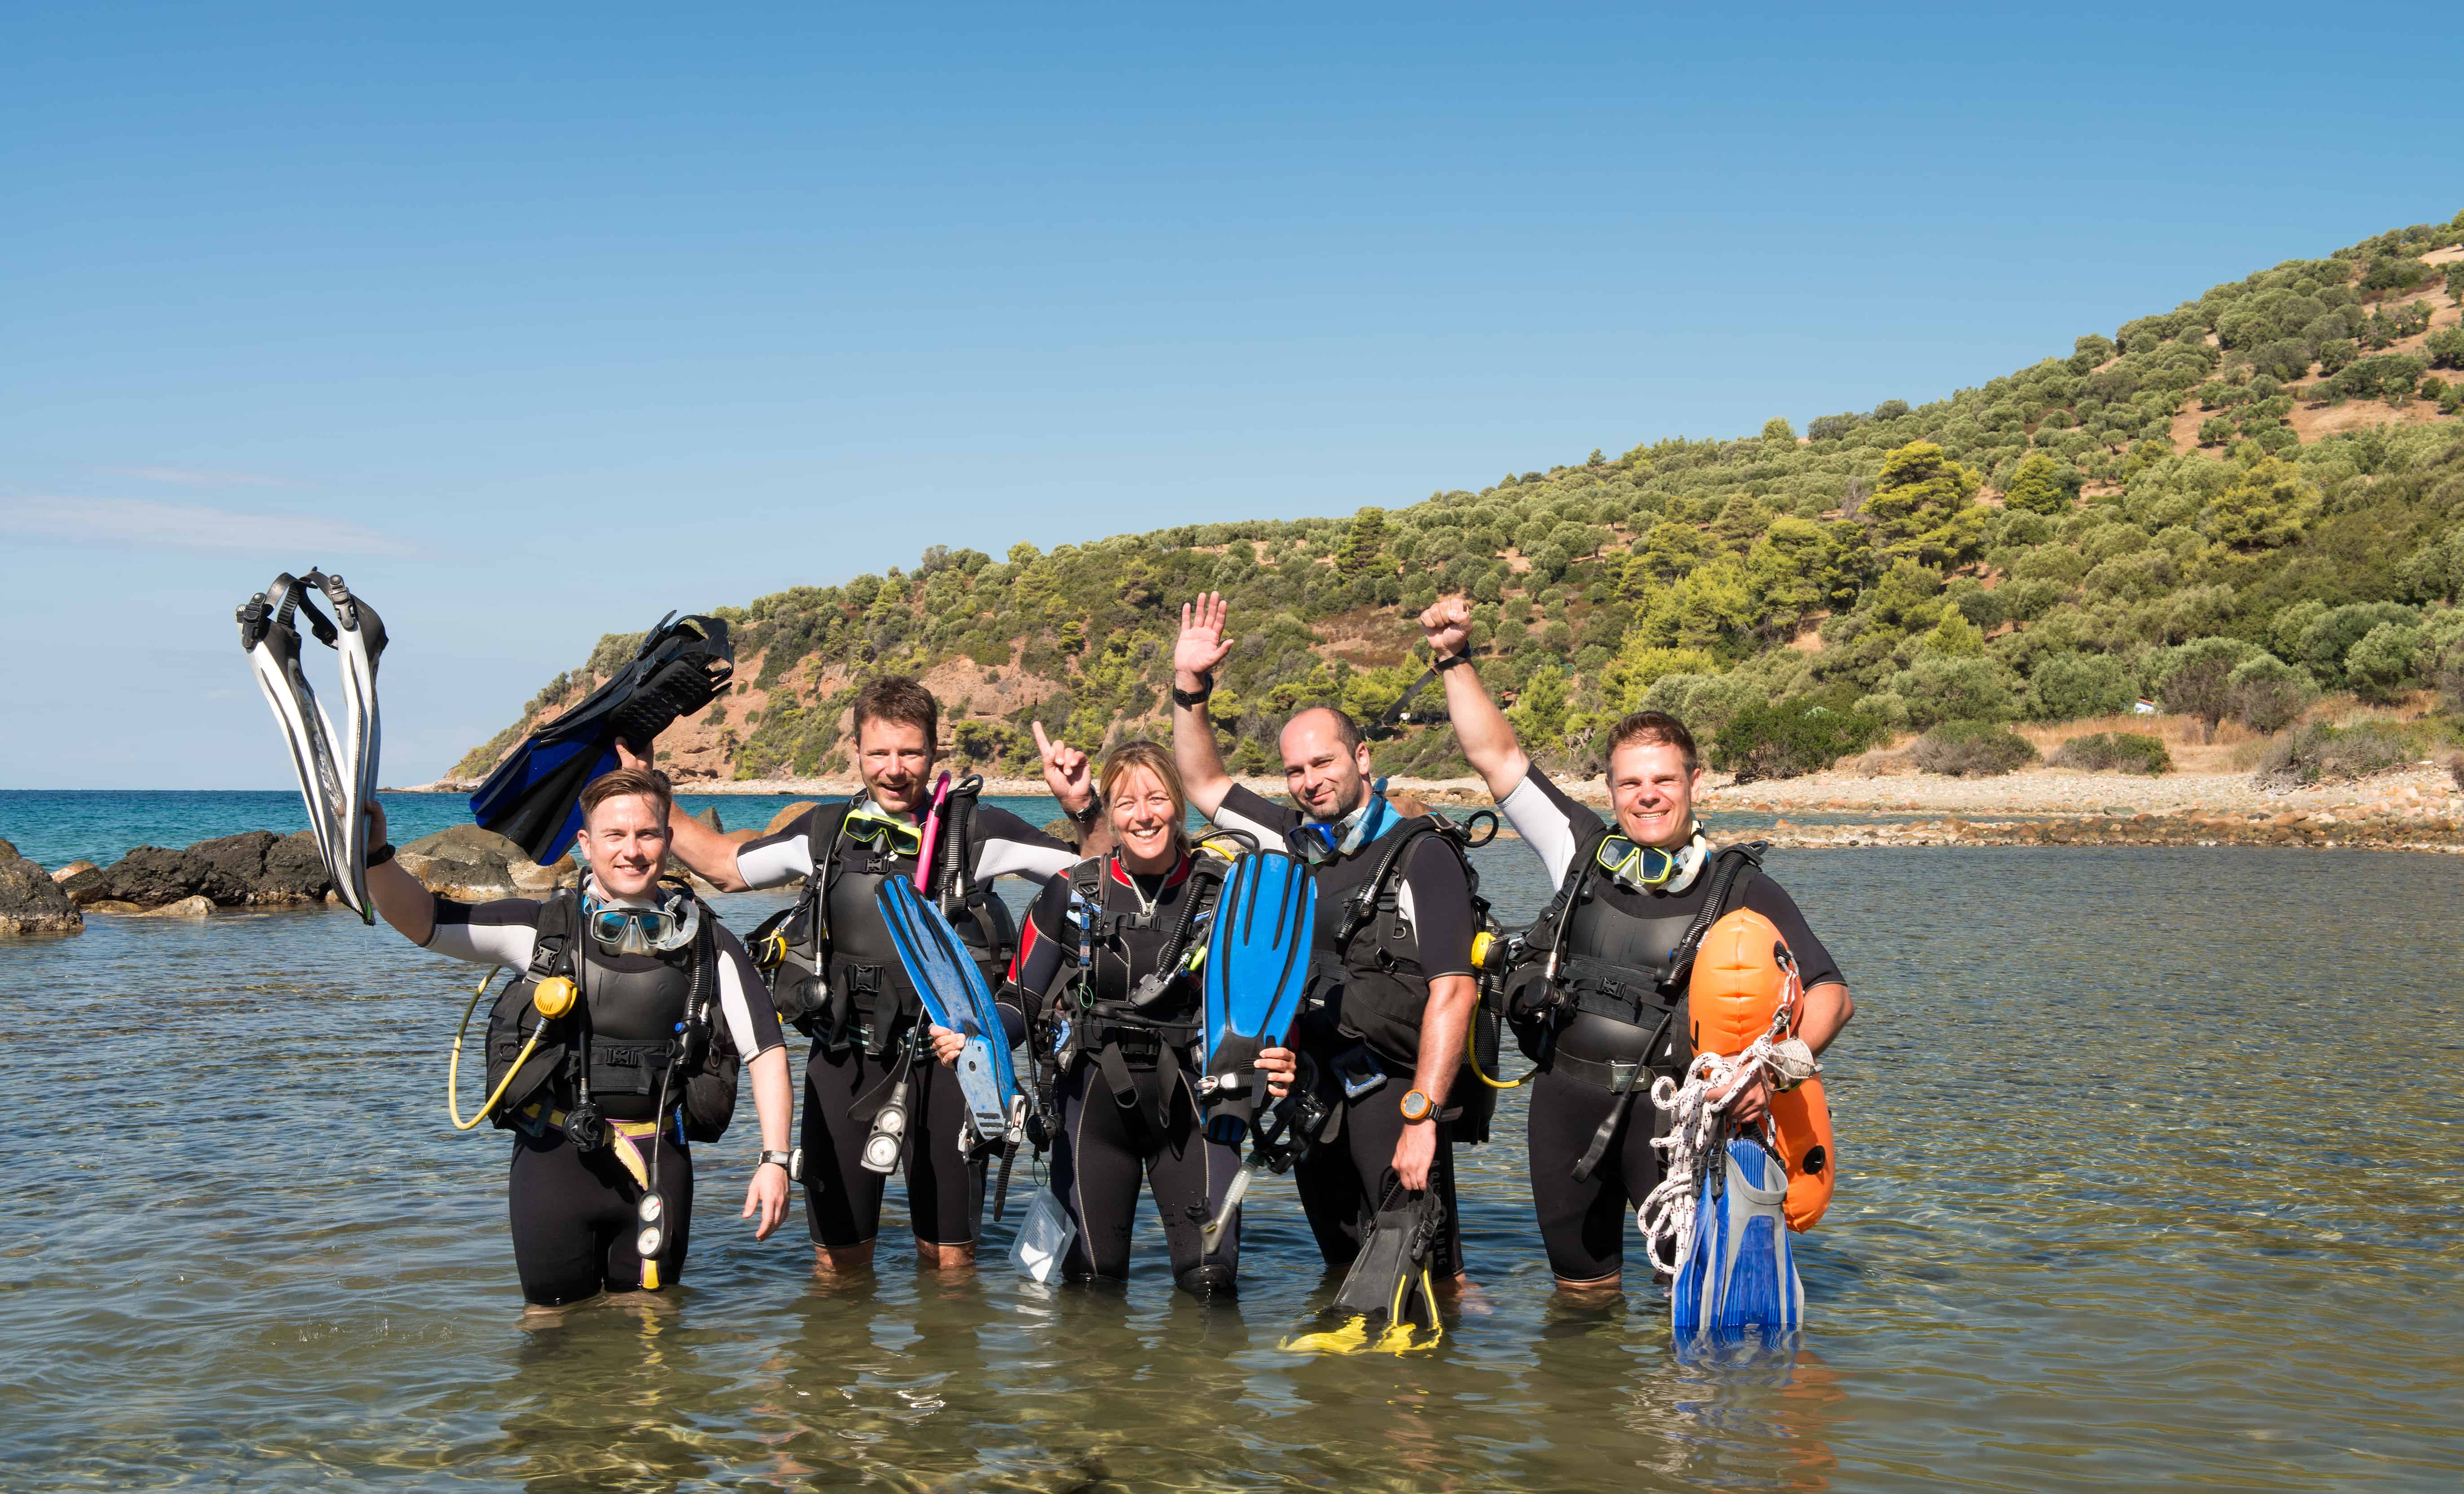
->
1505, 829, 1767, 1085
1313, 812, 1502, 1146
1035, 850, 1226, 1137
482, 884, 740, 1140
747, 781, 1019, 1055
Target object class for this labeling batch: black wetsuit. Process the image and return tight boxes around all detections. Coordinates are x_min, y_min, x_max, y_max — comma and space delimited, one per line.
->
1007, 851, 1245, 1295
426, 896, 784, 1305
1497, 768, 1841, 1283
1209, 786, 1478, 1278
734, 799, 1072, 1250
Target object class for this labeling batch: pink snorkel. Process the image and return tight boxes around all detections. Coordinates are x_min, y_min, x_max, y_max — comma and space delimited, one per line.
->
913, 770, 952, 895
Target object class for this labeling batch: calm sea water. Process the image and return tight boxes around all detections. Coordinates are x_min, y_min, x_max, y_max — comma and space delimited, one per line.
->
1, 790, 2459, 1490
0, 789, 925, 871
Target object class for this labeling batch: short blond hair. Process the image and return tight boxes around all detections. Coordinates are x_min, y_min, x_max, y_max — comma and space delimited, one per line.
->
1098, 740, 1189, 850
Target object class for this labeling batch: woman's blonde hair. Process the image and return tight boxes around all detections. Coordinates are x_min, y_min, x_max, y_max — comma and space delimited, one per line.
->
1098, 740, 1189, 850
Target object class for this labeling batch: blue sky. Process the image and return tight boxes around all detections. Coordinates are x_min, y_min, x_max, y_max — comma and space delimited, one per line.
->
3, 3, 2458, 788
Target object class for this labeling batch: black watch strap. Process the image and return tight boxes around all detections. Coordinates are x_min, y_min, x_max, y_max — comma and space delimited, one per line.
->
1171, 672, 1214, 708
1432, 652, 1470, 672
367, 842, 397, 867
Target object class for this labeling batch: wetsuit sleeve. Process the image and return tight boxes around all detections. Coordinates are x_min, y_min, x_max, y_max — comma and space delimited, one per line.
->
732, 805, 826, 890
711, 927, 786, 1059
1497, 766, 1605, 886
422, 896, 543, 967
1213, 783, 1299, 848
1395, 838, 1475, 980
968, 806, 1077, 882
1742, 876, 1844, 992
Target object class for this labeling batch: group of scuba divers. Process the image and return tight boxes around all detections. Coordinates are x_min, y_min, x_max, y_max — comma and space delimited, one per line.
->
239, 570, 1853, 1347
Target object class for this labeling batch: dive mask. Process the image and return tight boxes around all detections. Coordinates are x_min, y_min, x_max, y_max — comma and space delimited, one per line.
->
582, 886, 701, 955
1596, 829, 1709, 893
1285, 792, 1394, 866
843, 806, 925, 857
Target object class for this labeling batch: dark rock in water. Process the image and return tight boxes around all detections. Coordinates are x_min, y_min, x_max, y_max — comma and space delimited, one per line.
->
693, 806, 724, 833
0, 837, 84, 936
401, 825, 561, 899
404, 824, 530, 867
261, 831, 331, 899
98, 845, 215, 908
58, 864, 111, 906
85, 830, 335, 909
1042, 817, 1084, 849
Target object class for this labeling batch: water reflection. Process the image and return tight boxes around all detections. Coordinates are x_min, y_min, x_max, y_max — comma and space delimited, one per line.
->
2, 848, 2460, 1489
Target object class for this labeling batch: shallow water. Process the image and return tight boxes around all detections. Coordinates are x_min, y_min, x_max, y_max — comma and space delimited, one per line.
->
3, 842, 2460, 1490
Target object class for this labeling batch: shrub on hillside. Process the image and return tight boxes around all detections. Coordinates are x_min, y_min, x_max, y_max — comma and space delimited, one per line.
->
2027, 649, 2136, 720
1709, 696, 1885, 784
2343, 622, 2423, 702
1888, 656, 2020, 729
2252, 720, 2413, 786
2225, 654, 2318, 734
2152, 636, 2261, 742
1910, 720, 2040, 777
2049, 732, 2173, 775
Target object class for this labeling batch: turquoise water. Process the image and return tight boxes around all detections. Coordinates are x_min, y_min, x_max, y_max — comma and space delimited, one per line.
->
2, 790, 2461, 1489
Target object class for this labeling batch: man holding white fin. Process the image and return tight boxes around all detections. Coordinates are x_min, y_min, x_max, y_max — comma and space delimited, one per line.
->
1168, 592, 1482, 1288
645, 676, 1106, 1275
1412, 595, 1853, 1294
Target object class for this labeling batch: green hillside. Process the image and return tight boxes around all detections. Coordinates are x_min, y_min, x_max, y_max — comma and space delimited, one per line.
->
456, 209, 2464, 785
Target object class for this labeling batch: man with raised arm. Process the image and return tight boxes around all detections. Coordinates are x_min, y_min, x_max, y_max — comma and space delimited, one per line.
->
1168, 592, 1481, 1287
1413, 595, 1854, 1294
650, 676, 1102, 1275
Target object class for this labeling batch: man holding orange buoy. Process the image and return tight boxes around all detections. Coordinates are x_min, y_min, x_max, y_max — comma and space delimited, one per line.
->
1414, 596, 1854, 1294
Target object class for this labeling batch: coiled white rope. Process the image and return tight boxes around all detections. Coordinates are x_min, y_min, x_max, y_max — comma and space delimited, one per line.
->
1635, 951, 1817, 1272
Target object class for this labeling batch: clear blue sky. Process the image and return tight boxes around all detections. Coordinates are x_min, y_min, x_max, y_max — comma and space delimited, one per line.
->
3, 3, 2457, 789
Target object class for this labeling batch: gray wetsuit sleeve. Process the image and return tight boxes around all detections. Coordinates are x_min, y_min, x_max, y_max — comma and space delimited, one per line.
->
733, 813, 820, 890
422, 897, 543, 967
712, 927, 786, 1058
1497, 766, 1606, 886
1213, 784, 1299, 848
968, 806, 1077, 882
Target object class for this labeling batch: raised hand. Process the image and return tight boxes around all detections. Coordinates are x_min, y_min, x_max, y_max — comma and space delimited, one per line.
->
1419, 595, 1473, 658
1174, 592, 1234, 685
1032, 720, 1095, 817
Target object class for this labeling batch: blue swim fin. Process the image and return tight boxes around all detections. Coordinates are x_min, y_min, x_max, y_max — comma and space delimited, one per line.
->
1672, 1135, 1806, 1342
1199, 850, 1316, 1147
468, 613, 732, 862
877, 877, 1022, 1155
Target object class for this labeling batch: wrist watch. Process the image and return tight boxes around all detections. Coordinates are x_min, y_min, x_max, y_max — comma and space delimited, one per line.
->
757, 1148, 796, 1178
1170, 671, 1214, 708
1399, 1088, 1436, 1124
1431, 652, 1470, 672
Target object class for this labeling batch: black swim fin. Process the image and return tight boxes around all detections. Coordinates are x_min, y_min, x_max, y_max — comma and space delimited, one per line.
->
1282, 1172, 1445, 1355
469, 613, 733, 862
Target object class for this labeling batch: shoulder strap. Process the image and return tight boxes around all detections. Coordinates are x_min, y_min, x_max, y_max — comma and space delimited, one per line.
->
1338, 815, 1453, 953
529, 885, 579, 980
1069, 854, 1106, 900
934, 776, 986, 906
